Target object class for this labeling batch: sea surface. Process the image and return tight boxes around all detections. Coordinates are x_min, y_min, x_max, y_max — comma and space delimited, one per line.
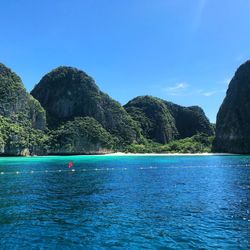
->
0, 155, 249, 249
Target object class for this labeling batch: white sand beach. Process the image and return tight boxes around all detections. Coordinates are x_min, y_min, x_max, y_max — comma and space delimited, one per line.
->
105, 152, 236, 156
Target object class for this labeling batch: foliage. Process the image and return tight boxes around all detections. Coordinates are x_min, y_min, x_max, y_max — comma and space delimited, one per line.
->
48, 117, 117, 154
0, 116, 49, 155
0, 63, 46, 130
124, 95, 214, 144
0, 63, 216, 156
124, 96, 178, 144
123, 134, 215, 154
166, 101, 215, 139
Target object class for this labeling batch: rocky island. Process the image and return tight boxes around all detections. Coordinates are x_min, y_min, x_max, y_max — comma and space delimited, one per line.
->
2, 60, 250, 156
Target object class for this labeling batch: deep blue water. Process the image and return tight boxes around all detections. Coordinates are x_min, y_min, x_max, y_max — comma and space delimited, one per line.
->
0, 155, 249, 249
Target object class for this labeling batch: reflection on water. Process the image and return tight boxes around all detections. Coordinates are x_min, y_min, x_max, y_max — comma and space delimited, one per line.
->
0, 155, 249, 249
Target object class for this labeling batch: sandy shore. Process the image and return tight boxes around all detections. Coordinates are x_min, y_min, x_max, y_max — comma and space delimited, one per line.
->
105, 152, 236, 156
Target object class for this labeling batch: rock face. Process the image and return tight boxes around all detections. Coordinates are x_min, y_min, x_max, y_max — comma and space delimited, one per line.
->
0, 63, 47, 155
124, 96, 178, 143
31, 66, 141, 145
0, 63, 46, 130
48, 117, 115, 154
214, 60, 250, 153
124, 96, 214, 144
166, 102, 214, 139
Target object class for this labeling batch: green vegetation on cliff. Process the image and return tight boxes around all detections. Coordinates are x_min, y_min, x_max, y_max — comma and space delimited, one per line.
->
48, 117, 116, 154
125, 95, 214, 144
0, 63, 216, 155
124, 96, 178, 144
0, 63, 46, 130
31, 66, 142, 145
0, 116, 117, 155
166, 102, 214, 139
124, 134, 214, 154
0, 116, 49, 155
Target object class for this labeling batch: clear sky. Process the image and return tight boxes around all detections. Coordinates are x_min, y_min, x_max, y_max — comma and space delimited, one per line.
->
1, 0, 250, 122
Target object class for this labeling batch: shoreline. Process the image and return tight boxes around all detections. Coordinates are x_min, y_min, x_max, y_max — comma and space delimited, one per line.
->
104, 152, 237, 156
0, 152, 239, 158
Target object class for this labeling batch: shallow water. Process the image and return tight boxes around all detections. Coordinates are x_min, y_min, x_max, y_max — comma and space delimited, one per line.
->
0, 155, 249, 249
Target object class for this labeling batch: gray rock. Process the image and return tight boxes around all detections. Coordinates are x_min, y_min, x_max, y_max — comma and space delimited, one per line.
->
214, 60, 250, 153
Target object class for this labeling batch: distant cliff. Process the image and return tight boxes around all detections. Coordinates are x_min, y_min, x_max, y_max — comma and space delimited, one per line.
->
0, 63, 215, 155
124, 96, 178, 144
124, 96, 214, 144
31, 66, 142, 146
166, 101, 214, 139
214, 60, 250, 153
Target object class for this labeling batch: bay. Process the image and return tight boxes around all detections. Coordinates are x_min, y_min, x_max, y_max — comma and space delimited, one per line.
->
0, 155, 249, 249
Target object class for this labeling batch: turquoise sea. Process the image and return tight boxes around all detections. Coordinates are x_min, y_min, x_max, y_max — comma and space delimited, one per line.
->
0, 155, 249, 249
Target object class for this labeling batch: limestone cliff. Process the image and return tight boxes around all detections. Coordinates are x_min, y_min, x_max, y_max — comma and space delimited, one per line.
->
125, 95, 214, 144
124, 96, 178, 143
0, 63, 216, 155
166, 102, 214, 139
0, 63, 46, 130
31, 66, 142, 145
214, 60, 250, 153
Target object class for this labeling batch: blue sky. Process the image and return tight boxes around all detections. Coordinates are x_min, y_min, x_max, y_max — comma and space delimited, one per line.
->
1, 0, 250, 122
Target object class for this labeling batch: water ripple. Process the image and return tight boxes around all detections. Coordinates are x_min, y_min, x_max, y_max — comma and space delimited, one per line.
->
0, 155, 249, 249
